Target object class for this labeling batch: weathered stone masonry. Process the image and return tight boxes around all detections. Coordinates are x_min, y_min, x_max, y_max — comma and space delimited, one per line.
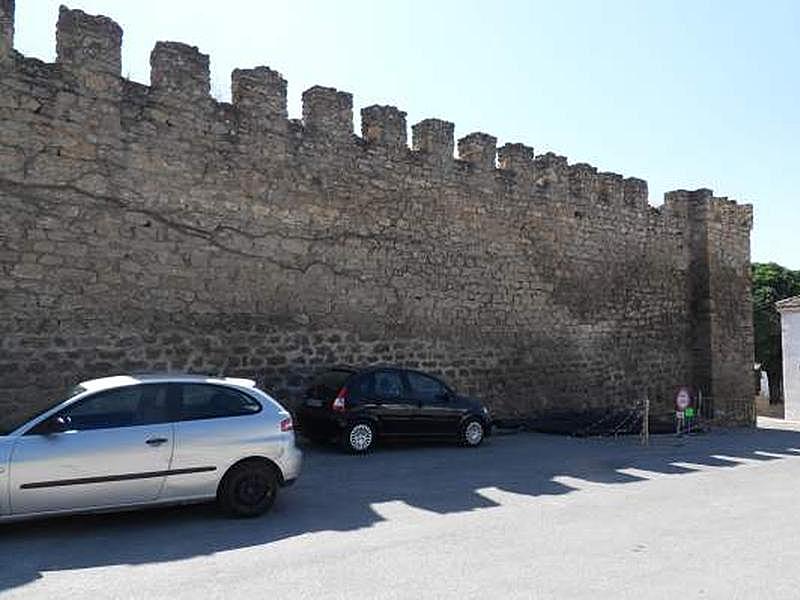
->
0, 2, 754, 427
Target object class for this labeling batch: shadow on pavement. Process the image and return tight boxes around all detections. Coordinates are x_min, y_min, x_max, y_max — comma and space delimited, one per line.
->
2, 423, 800, 591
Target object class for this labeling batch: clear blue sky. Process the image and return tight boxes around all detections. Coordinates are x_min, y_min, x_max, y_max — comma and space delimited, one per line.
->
13, 1, 800, 268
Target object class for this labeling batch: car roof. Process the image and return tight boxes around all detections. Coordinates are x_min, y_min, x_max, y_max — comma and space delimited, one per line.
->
77, 374, 257, 394
319, 365, 444, 379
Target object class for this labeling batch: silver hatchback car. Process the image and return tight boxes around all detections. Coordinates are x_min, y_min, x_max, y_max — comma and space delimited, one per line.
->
0, 374, 302, 521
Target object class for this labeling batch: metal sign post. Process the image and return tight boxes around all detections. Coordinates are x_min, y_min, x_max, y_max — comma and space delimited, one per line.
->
685, 406, 696, 433
675, 410, 685, 435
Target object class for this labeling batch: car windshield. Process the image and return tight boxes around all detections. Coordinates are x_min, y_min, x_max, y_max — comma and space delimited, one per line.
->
0, 385, 86, 435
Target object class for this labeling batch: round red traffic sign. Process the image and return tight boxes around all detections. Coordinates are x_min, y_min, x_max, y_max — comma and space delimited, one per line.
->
676, 387, 691, 410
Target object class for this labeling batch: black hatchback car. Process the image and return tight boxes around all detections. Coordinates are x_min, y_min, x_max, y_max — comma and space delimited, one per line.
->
296, 367, 492, 452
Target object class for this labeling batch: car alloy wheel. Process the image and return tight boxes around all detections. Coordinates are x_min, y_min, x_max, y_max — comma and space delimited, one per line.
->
348, 423, 374, 452
464, 420, 484, 446
218, 461, 278, 518
235, 472, 272, 507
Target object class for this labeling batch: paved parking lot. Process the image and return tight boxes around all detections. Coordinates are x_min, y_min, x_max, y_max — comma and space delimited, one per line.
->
3, 418, 800, 599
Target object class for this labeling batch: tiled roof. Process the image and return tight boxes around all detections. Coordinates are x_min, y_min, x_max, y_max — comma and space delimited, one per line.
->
776, 296, 800, 311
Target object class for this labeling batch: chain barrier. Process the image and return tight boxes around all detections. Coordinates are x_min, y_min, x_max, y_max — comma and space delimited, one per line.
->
576, 391, 713, 444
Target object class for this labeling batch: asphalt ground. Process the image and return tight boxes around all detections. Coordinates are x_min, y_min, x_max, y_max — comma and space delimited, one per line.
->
2, 418, 800, 599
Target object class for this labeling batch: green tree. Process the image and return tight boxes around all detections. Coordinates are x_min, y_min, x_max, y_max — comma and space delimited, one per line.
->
752, 262, 800, 403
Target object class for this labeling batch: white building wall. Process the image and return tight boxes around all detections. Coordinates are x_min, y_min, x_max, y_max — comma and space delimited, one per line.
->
782, 310, 800, 421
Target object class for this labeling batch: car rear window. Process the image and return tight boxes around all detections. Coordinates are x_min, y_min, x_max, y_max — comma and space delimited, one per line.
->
305, 369, 353, 400
177, 384, 262, 421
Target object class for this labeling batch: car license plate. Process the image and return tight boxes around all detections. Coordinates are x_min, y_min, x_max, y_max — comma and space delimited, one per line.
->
306, 399, 323, 407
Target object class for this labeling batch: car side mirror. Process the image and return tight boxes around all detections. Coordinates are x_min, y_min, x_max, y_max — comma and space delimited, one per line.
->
40, 415, 71, 435
436, 391, 451, 402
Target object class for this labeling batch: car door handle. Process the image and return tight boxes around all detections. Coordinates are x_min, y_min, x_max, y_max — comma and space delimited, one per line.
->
145, 437, 169, 446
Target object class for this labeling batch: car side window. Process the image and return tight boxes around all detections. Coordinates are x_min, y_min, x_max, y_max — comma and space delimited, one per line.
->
407, 372, 448, 404
347, 374, 375, 403
177, 384, 261, 421
45, 384, 170, 432
372, 371, 404, 400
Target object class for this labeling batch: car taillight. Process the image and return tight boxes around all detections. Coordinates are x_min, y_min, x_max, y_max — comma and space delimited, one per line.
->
332, 387, 347, 412
280, 417, 293, 432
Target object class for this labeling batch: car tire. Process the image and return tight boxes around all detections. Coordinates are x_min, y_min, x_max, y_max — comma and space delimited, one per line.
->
461, 418, 485, 447
342, 421, 376, 454
218, 460, 279, 518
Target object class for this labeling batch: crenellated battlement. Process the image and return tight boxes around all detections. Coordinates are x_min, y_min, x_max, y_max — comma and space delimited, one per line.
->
1, 3, 753, 220
458, 133, 497, 171
232, 66, 287, 135
624, 178, 648, 210
412, 118, 455, 165
361, 105, 407, 151
150, 41, 210, 104
1, 2, 755, 220
302, 85, 353, 141
0, 0, 14, 63
497, 143, 534, 176
710, 196, 753, 230
563, 163, 650, 211
534, 153, 569, 189
56, 6, 121, 76
567, 162, 598, 197
663, 188, 752, 231
51, 4, 122, 99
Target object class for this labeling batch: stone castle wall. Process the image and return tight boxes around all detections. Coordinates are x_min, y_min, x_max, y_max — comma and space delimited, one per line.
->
0, 2, 755, 428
